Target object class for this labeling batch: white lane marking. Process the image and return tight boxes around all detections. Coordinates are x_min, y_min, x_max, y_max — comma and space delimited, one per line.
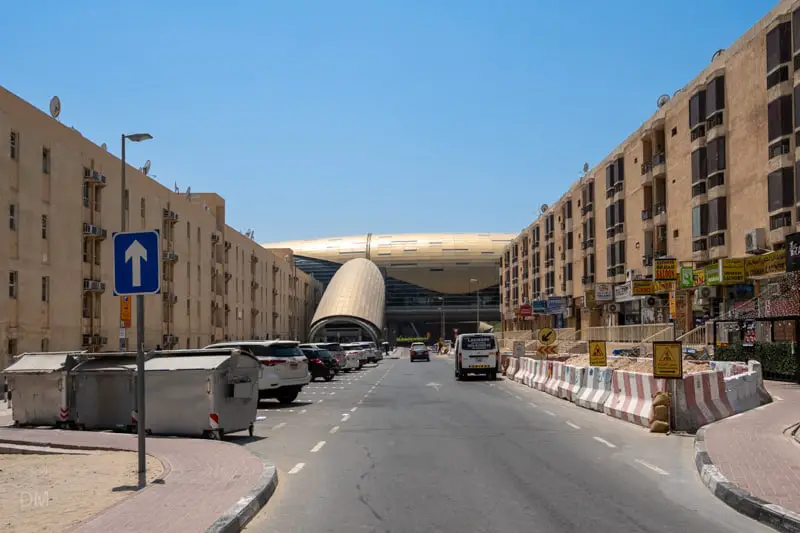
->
310, 441, 326, 453
774, 395, 784, 401
357, 400, 363, 405
330, 392, 336, 396
350, 406, 358, 412
288, 463, 305, 475
488, 383, 494, 387
256, 416, 266, 421
514, 395, 522, 401
341, 413, 351, 422
593, 436, 617, 448
300, 409, 307, 414
317, 399, 324, 403
285, 409, 294, 413
330, 425, 340, 434
272, 422, 286, 430
544, 410, 556, 417
529, 402, 537, 408
635, 459, 669, 475
566, 421, 581, 430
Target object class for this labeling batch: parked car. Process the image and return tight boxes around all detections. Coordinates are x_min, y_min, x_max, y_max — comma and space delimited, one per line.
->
301, 342, 346, 373
300, 346, 336, 381
205, 340, 310, 403
340, 342, 366, 370
356, 341, 381, 363
410, 342, 430, 362
454, 333, 499, 380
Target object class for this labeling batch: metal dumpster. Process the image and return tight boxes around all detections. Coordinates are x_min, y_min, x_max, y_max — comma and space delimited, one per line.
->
145, 348, 259, 439
71, 354, 139, 432
2, 352, 84, 427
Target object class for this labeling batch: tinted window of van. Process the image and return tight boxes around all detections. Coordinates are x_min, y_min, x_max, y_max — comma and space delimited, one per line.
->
462, 335, 496, 351
316, 343, 342, 352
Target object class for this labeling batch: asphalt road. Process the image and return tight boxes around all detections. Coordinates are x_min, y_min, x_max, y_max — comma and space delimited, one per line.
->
238, 350, 771, 533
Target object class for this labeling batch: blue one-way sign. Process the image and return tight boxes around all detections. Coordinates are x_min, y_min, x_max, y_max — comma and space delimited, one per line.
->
113, 230, 161, 296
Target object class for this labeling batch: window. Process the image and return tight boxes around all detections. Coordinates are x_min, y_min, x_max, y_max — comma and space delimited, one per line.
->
706, 76, 725, 116
691, 148, 707, 183
94, 241, 101, 265
82, 293, 90, 318
7, 339, 17, 357
768, 167, 794, 211
794, 9, 800, 54
42, 147, 51, 174
8, 204, 16, 231
614, 157, 625, 182
692, 204, 709, 238
615, 199, 625, 224
768, 95, 793, 141
707, 137, 726, 173
565, 201, 572, 219
605, 204, 616, 229
83, 182, 90, 207
94, 187, 102, 211
9, 131, 18, 160
606, 244, 616, 268
566, 263, 573, 281
616, 241, 626, 265
83, 240, 90, 263
187, 222, 191, 238
567, 232, 573, 250
41, 338, 49, 352
140, 198, 146, 219
41, 276, 49, 302
689, 91, 706, 129
766, 22, 791, 72
9, 271, 17, 299
708, 197, 727, 233
605, 164, 615, 189
41, 215, 48, 239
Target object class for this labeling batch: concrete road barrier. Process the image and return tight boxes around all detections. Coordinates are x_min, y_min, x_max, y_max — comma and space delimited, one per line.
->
559, 365, 587, 403
678, 371, 736, 430
543, 362, 565, 397
531, 360, 550, 391
574, 367, 613, 412
603, 371, 667, 428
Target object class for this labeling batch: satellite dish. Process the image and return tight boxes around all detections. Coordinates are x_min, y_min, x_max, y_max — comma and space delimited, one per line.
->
142, 160, 151, 175
711, 49, 725, 61
539, 204, 548, 214
582, 162, 589, 173
101, 143, 108, 151
49, 96, 61, 119
656, 94, 670, 108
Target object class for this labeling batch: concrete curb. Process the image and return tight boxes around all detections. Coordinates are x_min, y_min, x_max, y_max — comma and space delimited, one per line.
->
205, 457, 279, 533
694, 427, 800, 533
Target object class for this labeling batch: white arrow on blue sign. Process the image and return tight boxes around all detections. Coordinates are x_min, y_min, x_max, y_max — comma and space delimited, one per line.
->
113, 230, 161, 296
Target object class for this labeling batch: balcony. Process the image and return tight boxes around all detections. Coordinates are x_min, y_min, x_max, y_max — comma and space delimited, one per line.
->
581, 238, 595, 253
163, 251, 179, 263
613, 180, 624, 201
211, 232, 221, 245
706, 111, 725, 141
606, 226, 616, 239
653, 202, 667, 226
83, 279, 105, 293
545, 231, 554, 241
545, 259, 554, 270
582, 275, 594, 285
708, 231, 727, 259
641, 208, 653, 231
251, 280, 260, 289
83, 168, 107, 187
707, 172, 726, 200
163, 209, 179, 223
652, 153, 666, 178
768, 138, 793, 172
770, 211, 793, 246
82, 223, 107, 240
691, 180, 707, 207
640, 161, 653, 185
581, 203, 593, 217
692, 238, 709, 262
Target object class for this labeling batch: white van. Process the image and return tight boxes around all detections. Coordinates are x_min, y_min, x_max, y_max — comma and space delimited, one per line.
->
454, 333, 499, 380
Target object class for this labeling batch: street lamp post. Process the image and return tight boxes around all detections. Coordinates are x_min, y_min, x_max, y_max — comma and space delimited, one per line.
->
120, 132, 152, 477
436, 296, 445, 341
470, 278, 479, 331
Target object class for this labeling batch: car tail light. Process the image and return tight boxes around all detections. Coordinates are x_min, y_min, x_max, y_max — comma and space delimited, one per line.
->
261, 359, 283, 366
496, 350, 500, 357
311, 358, 322, 364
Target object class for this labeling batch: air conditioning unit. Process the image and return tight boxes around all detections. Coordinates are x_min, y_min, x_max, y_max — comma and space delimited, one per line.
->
626, 269, 639, 282
644, 296, 658, 307
745, 228, 769, 255
563, 307, 573, 318
657, 226, 668, 240
696, 286, 716, 302
606, 303, 619, 313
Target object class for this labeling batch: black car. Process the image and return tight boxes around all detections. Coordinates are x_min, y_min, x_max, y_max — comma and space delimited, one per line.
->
410, 344, 430, 362
301, 347, 336, 381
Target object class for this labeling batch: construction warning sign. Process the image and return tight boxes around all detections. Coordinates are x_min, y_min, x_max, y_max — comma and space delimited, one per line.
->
652, 341, 683, 379
588, 341, 607, 367
538, 327, 556, 346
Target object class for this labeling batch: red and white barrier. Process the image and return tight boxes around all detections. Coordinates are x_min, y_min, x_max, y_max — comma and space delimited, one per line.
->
574, 367, 613, 412
209, 412, 220, 429
603, 371, 667, 428
709, 361, 749, 378
505, 357, 519, 379
59, 407, 69, 421
558, 365, 587, 402
682, 370, 735, 428
523, 358, 537, 387
514, 358, 529, 384
531, 360, 551, 391
543, 362, 566, 397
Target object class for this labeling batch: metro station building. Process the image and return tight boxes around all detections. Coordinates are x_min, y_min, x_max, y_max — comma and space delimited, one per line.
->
262, 233, 514, 343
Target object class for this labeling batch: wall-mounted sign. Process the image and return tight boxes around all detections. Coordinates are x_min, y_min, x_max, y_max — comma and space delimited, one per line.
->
679, 266, 694, 288
787, 232, 800, 272
595, 283, 613, 302
745, 249, 786, 277
654, 258, 678, 281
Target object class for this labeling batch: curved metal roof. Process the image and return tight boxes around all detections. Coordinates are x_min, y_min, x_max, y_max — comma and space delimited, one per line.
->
310, 257, 385, 336
262, 232, 514, 293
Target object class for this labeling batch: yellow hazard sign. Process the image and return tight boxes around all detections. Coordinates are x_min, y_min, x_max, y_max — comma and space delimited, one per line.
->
588, 341, 607, 367
652, 341, 683, 379
538, 327, 556, 346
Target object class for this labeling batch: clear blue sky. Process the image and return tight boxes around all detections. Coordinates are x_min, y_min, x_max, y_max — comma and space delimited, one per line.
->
1, 0, 774, 241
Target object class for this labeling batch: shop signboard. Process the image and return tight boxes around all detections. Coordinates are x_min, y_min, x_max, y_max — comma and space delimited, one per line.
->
693, 268, 705, 287
787, 232, 800, 272
532, 300, 548, 313
584, 289, 596, 309
519, 304, 532, 317
745, 249, 786, 278
631, 280, 654, 296
704, 263, 721, 285
668, 291, 677, 318
679, 266, 694, 288
595, 283, 614, 302
654, 258, 678, 281
719, 258, 746, 284
653, 280, 675, 293
614, 282, 633, 302
546, 296, 567, 314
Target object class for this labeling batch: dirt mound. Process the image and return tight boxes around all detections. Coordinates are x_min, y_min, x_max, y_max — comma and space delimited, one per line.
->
563, 355, 710, 375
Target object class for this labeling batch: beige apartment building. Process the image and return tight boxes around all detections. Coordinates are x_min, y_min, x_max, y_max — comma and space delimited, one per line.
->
0, 85, 323, 369
500, 0, 799, 336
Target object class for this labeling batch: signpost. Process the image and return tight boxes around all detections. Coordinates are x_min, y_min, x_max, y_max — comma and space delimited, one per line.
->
652, 341, 683, 379
513, 341, 525, 358
588, 340, 607, 367
113, 230, 161, 475
537, 327, 558, 357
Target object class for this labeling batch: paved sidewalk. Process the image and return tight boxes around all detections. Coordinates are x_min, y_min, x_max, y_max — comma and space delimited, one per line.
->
0, 428, 271, 533
699, 380, 800, 528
